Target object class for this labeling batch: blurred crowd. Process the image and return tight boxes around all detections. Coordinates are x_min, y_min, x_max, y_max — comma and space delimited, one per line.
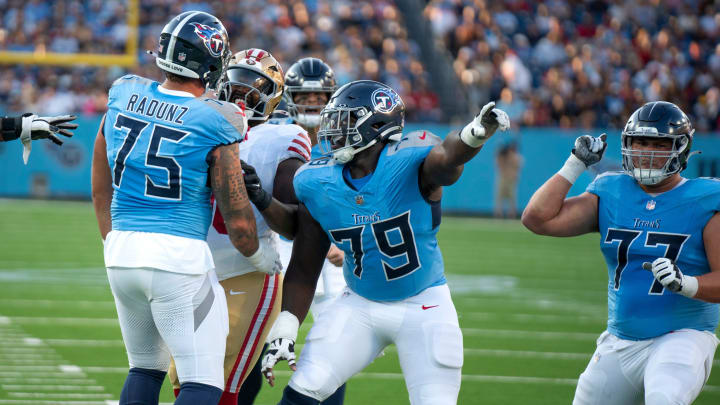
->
0, 0, 440, 120
1, 0, 720, 132
427, 0, 720, 131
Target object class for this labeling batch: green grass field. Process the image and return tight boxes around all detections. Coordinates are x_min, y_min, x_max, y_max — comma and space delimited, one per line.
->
0, 199, 718, 404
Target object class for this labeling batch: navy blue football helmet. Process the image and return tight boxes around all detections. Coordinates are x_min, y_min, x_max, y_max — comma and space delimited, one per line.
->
621, 101, 695, 185
317, 80, 405, 163
284, 57, 337, 128
155, 11, 231, 89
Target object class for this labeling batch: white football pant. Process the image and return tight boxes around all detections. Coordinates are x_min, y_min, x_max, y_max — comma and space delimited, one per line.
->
107, 267, 229, 389
573, 329, 718, 405
289, 284, 463, 405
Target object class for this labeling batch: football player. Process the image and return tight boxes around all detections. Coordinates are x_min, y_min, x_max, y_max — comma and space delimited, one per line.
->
277, 56, 347, 405
1, 113, 77, 163
522, 101, 720, 405
91, 12, 279, 405
261, 80, 510, 404
167, 48, 311, 405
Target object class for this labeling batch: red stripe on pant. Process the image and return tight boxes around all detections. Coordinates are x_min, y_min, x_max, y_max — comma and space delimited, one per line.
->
218, 274, 278, 404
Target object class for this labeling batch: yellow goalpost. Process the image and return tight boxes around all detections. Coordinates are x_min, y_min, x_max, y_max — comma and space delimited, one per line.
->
0, 0, 139, 68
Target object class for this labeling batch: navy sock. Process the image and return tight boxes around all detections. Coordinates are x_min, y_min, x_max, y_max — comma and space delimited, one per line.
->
320, 384, 346, 405
119, 367, 166, 405
176, 382, 223, 405
279, 385, 320, 405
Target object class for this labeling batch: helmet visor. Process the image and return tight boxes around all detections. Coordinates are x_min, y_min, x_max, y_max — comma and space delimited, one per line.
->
224, 67, 277, 118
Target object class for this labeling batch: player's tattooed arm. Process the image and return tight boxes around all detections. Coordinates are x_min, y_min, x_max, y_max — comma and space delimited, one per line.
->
209, 144, 260, 256
91, 115, 113, 240
282, 203, 329, 323
695, 212, 720, 302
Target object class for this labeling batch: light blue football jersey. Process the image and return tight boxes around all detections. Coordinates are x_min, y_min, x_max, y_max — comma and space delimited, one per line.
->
104, 75, 246, 240
294, 131, 445, 301
588, 172, 720, 340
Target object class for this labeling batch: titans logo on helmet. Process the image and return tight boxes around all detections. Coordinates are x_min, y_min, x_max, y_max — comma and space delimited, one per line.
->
190, 22, 224, 57
371, 88, 401, 113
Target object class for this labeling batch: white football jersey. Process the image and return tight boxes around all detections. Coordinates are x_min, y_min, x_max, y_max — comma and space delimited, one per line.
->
207, 122, 311, 281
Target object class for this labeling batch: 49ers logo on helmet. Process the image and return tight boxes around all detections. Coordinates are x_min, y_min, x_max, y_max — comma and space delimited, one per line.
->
190, 22, 224, 57
371, 88, 401, 113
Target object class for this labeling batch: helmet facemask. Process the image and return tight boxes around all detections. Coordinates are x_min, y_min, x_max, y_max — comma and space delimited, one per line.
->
318, 107, 374, 163
621, 126, 691, 186
285, 85, 334, 128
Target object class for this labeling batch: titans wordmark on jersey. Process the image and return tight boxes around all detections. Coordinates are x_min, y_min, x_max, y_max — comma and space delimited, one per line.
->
104, 75, 246, 240
588, 172, 720, 340
294, 130, 445, 301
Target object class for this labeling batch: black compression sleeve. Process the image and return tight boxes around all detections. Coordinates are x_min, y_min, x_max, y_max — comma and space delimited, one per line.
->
0, 116, 23, 142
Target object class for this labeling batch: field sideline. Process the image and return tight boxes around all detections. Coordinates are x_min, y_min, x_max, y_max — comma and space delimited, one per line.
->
0, 199, 718, 404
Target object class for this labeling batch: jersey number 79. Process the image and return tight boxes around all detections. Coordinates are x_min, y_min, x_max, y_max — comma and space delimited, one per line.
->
329, 211, 421, 281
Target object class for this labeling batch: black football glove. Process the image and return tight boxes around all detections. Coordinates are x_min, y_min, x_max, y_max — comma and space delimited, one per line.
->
241, 160, 272, 211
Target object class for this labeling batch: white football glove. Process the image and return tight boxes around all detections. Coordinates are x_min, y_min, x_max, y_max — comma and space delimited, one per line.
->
459, 101, 510, 148
261, 311, 299, 386
558, 133, 607, 184
20, 114, 78, 164
246, 239, 282, 275
648, 258, 698, 298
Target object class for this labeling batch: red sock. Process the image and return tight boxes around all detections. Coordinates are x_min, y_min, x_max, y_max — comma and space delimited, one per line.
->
173, 388, 180, 398
218, 390, 239, 405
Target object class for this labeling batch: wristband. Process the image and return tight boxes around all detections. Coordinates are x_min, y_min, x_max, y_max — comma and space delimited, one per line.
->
557, 154, 586, 184
680, 275, 698, 298
459, 122, 486, 148
267, 311, 299, 342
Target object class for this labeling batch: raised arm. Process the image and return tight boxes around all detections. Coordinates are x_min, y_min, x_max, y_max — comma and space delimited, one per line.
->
91, 116, 113, 240
521, 134, 607, 237
260, 202, 330, 385
420, 102, 510, 193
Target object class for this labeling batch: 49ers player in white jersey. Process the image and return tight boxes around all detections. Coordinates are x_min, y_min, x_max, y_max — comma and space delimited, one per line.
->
167, 49, 311, 405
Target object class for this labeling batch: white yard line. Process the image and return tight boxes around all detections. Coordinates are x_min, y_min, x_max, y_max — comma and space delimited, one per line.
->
2, 385, 106, 392
8, 393, 112, 399
461, 328, 599, 340
0, 299, 115, 309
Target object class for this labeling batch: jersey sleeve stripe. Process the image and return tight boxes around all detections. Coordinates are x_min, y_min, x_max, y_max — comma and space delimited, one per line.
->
296, 131, 311, 144
291, 138, 312, 155
288, 146, 311, 161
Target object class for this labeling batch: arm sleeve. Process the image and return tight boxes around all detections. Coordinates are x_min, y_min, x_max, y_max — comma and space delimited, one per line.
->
0, 116, 23, 142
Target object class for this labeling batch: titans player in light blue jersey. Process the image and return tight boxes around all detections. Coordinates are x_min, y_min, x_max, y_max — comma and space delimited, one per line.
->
523, 101, 720, 405
259, 80, 510, 405
91, 11, 279, 405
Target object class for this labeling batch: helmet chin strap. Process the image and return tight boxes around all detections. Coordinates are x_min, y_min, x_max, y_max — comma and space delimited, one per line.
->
333, 139, 379, 164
